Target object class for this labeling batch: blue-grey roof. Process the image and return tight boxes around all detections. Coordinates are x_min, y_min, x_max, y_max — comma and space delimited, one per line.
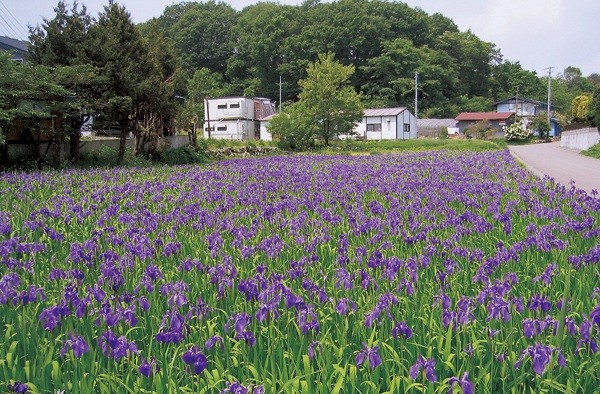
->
0, 35, 29, 52
364, 107, 407, 117
417, 118, 457, 128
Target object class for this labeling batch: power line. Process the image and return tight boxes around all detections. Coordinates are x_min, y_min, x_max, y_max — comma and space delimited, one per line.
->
0, 0, 29, 40
0, 0, 30, 37
0, 12, 25, 41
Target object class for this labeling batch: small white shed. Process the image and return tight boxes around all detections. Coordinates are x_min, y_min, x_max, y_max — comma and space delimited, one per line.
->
354, 107, 417, 140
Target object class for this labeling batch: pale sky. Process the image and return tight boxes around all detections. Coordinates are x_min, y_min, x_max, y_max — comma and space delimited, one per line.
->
1, 0, 598, 77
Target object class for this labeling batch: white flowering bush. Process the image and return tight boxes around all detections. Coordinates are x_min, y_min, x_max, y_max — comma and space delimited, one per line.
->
504, 122, 531, 141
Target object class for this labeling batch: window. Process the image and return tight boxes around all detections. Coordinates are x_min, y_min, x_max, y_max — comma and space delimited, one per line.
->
217, 104, 227, 109
229, 103, 240, 109
217, 126, 227, 131
367, 123, 382, 132
403, 123, 410, 132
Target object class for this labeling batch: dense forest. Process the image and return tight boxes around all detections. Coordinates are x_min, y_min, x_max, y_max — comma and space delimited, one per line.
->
139, 0, 598, 118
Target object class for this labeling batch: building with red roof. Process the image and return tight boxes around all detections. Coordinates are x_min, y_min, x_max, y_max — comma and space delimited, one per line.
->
455, 111, 515, 135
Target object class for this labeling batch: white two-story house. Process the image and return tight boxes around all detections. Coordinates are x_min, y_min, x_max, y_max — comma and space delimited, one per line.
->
204, 97, 276, 141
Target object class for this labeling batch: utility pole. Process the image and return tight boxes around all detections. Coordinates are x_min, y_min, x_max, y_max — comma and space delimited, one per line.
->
515, 85, 519, 118
414, 71, 419, 123
413, 71, 419, 138
278, 76, 283, 112
545, 66, 553, 122
205, 97, 211, 139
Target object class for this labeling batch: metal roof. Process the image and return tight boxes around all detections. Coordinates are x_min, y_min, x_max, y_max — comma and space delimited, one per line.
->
492, 96, 548, 107
455, 112, 514, 121
417, 118, 457, 128
364, 107, 407, 117
0, 36, 28, 52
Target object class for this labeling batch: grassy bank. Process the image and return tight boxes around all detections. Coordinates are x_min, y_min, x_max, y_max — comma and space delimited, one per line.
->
320, 138, 506, 154
582, 143, 600, 159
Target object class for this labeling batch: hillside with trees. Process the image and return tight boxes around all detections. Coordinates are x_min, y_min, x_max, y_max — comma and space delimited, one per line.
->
2, 0, 600, 166
140, 0, 598, 118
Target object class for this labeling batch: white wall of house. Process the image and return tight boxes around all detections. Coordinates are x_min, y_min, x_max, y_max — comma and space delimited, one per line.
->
204, 97, 275, 141
398, 110, 417, 139
205, 97, 254, 121
354, 110, 417, 140
496, 101, 538, 117
259, 120, 273, 141
204, 119, 257, 140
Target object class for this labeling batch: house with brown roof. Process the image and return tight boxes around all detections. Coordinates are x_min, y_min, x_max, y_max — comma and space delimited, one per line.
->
455, 112, 515, 135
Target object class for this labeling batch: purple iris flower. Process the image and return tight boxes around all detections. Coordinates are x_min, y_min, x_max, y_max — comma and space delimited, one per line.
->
225, 312, 256, 346
97, 330, 138, 360
7, 381, 29, 393
335, 298, 357, 316
59, 333, 89, 358
527, 294, 552, 313
449, 372, 474, 394
297, 305, 319, 335
220, 382, 265, 394
514, 343, 566, 375
155, 309, 187, 344
308, 340, 321, 360
463, 344, 475, 357
355, 343, 382, 369
139, 356, 160, 377
205, 335, 224, 351
182, 345, 207, 375
392, 321, 413, 339
532, 263, 559, 286
591, 304, 600, 328
39, 305, 70, 331
410, 355, 437, 382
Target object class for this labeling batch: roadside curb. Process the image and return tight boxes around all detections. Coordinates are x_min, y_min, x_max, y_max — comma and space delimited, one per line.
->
507, 149, 546, 179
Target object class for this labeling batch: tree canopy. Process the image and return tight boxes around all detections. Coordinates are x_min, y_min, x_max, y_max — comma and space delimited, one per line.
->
270, 53, 363, 148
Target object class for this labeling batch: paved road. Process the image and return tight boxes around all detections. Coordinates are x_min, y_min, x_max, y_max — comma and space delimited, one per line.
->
508, 141, 600, 195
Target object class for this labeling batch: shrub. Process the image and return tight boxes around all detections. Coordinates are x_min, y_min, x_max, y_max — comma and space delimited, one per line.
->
504, 122, 531, 141
464, 120, 494, 140
159, 146, 205, 165
438, 127, 449, 139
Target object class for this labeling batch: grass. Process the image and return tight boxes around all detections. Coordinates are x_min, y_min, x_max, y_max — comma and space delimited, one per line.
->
581, 143, 600, 159
320, 138, 506, 154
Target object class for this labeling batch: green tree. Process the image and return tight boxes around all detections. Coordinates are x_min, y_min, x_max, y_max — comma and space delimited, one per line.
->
489, 61, 546, 101
171, 1, 237, 74
269, 100, 319, 150
434, 30, 498, 97
178, 68, 229, 145
529, 114, 551, 139
86, 2, 154, 165
0, 52, 68, 165
227, 3, 300, 98
135, 24, 182, 156
589, 87, 600, 127
299, 53, 363, 146
271, 53, 363, 147
28, 0, 96, 163
28, 0, 93, 66
361, 37, 459, 115
571, 94, 592, 122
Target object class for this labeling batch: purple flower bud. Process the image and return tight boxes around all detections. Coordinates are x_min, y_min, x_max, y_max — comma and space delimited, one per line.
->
139, 356, 160, 377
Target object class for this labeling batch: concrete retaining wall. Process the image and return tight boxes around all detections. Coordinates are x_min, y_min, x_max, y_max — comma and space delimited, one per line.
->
560, 127, 599, 150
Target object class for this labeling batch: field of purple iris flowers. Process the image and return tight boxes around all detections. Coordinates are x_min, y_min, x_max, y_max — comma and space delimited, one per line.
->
0, 150, 599, 393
